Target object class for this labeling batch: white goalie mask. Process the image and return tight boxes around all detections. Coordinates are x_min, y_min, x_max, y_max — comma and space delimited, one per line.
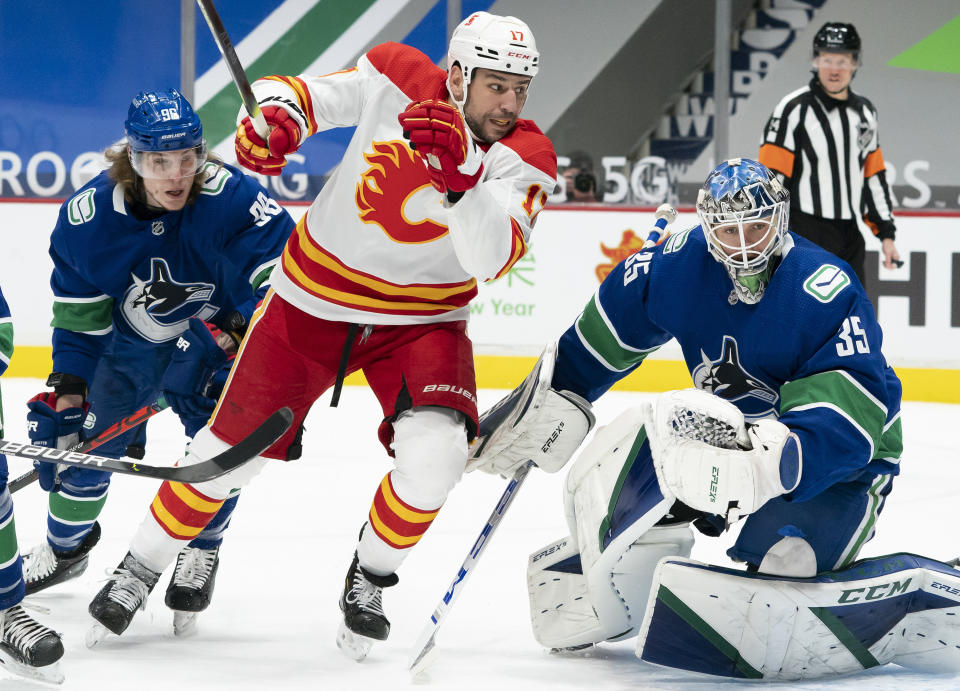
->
696, 158, 789, 304
446, 11, 539, 112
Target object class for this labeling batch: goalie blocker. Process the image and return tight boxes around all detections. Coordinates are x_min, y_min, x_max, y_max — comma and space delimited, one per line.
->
468, 342, 595, 476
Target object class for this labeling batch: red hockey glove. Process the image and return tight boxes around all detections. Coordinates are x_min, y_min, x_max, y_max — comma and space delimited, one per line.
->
398, 99, 484, 195
235, 105, 302, 176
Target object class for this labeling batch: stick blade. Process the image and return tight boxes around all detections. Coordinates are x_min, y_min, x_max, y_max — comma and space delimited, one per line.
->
173, 407, 294, 483
408, 630, 438, 677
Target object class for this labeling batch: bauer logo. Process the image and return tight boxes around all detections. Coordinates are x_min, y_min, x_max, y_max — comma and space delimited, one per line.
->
422, 384, 476, 403
160, 132, 185, 140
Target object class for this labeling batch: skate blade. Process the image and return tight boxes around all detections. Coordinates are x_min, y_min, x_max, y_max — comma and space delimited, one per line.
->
173, 611, 199, 638
0, 650, 64, 685
336, 622, 374, 662
85, 623, 111, 649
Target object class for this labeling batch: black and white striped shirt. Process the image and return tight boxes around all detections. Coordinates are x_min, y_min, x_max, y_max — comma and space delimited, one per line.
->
759, 78, 896, 240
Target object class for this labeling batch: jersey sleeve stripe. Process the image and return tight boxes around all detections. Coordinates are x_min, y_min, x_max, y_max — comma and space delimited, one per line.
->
575, 294, 656, 372
0, 321, 12, 363
262, 75, 319, 135
52, 298, 114, 334
863, 147, 886, 179
490, 218, 528, 281
249, 258, 279, 291
758, 143, 794, 177
780, 370, 895, 461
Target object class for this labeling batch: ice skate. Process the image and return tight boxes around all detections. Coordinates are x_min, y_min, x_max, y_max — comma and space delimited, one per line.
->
23, 522, 101, 595
86, 551, 160, 646
336, 552, 398, 661
0, 604, 64, 684
165, 546, 220, 637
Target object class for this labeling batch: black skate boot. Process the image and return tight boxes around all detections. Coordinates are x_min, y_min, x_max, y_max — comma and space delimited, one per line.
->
336, 552, 398, 661
86, 551, 161, 645
23, 521, 101, 595
0, 604, 65, 684
164, 546, 220, 637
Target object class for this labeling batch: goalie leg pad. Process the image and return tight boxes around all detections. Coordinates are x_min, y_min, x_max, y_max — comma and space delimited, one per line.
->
527, 525, 694, 650
527, 537, 606, 650
637, 553, 960, 680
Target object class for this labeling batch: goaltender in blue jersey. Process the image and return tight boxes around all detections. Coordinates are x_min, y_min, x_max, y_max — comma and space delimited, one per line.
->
471, 159, 959, 680
20, 88, 294, 636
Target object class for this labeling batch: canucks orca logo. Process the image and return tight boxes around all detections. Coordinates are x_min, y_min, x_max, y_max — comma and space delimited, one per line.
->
121, 258, 218, 343
692, 336, 778, 420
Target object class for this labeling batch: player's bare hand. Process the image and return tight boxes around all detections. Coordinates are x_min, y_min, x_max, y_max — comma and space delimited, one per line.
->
881, 238, 902, 270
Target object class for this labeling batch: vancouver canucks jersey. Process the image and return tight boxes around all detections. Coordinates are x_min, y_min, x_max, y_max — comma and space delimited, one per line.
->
0, 285, 11, 434
49, 162, 294, 384
553, 227, 902, 503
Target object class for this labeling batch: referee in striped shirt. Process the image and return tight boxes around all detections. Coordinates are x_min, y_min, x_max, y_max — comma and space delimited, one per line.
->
759, 22, 901, 285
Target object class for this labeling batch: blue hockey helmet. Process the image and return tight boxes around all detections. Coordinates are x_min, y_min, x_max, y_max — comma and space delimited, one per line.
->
696, 158, 789, 304
125, 88, 207, 179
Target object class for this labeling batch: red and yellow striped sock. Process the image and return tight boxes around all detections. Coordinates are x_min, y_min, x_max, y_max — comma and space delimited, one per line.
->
149, 482, 226, 541
367, 473, 439, 550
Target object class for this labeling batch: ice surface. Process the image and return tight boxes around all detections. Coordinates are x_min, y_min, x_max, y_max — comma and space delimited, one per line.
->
0, 379, 957, 690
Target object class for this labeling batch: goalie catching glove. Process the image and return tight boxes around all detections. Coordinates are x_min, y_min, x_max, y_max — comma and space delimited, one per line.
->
398, 99, 484, 196
645, 389, 801, 524
467, 343, 595, 476
235, 104, 302, 176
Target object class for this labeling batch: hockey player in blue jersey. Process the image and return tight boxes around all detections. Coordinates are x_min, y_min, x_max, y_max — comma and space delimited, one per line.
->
473, 160, 960, 679
0, 285, 65, 683
21, 88, 294, 635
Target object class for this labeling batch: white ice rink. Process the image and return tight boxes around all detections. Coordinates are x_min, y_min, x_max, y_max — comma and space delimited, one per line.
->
0, 378, 957, 690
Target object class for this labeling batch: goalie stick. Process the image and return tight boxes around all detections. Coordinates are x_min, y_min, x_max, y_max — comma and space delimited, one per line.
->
0, 407, 292, 484
7, 397, 171, 493
408, 460, 533, 676
196, 0, 270, 139
643, 203, 677, 249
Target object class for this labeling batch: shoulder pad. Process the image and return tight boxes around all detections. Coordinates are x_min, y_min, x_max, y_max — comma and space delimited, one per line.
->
802, 264, 852, 303
66, 188, 97, 226
365, 42, 447, 102
198, 162, 233, 196
495, 120, 557, 178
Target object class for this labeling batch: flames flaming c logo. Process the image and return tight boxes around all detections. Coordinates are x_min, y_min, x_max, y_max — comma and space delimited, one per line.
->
355, 141, 448, 244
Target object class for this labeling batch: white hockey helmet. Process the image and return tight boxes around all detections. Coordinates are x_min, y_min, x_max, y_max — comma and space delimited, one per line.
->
447, 12, 539, 110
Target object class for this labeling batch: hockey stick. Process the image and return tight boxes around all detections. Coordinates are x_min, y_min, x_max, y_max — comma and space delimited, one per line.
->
408, 460, 533, 676
643, 203, 678, 249
7, 397, 171, 493
0, 407, 292, 484
195, 0, 270, 139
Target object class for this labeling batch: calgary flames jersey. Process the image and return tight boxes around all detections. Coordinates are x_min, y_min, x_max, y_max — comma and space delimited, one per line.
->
252, 42, 558, 325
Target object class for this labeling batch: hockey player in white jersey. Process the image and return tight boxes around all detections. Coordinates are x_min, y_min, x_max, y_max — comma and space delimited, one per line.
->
87, 11, 556, 660
473, 159, 960, 679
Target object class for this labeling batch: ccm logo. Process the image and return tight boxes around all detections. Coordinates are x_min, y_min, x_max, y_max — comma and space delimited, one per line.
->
422, 384, 476, 403
507, 51, 532, 60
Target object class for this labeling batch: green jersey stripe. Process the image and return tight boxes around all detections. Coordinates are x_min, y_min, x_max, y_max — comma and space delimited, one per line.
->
781, 370, 895, 460
0, 320, 12, 362
52, 297, 114, 334
576, 295, 656, 372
